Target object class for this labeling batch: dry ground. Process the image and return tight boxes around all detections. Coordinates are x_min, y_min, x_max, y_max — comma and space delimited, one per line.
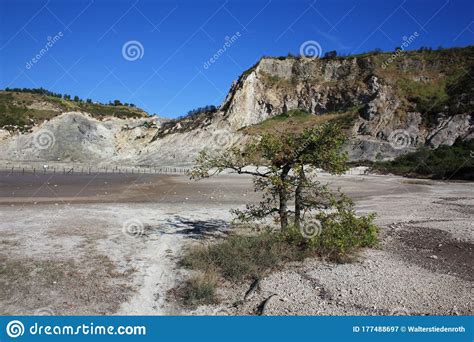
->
0, 171, 472, 315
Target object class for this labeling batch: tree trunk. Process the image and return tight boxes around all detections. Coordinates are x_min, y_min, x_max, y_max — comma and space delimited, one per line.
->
294, 166, 306, 229
279, 165, 291, 230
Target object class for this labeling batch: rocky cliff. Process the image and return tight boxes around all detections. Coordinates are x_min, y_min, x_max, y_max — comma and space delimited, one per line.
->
1, 46, 473, 166
217, 47, 473, 160
145, 46, 473, 164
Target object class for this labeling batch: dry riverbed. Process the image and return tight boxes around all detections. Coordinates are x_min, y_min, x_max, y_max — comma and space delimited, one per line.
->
0, 171, 472, 315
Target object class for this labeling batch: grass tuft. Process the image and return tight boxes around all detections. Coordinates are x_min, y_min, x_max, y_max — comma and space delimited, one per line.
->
174, 271, 218, 307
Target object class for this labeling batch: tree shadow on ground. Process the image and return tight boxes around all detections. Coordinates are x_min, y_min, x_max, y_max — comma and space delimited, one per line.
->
164, 215, 230, 239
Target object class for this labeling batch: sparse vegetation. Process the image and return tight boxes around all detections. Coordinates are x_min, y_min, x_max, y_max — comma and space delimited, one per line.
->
373, 46, 474, 124
0, 88, 148, 130
371, 139, 474, 180
174, 271, 218, 306
394, 67, 472, 124
178, 122, 379, 307
179, 209, 378, 298
4, 88, 138, 108
323, 50, 338, 59
242, 109, 357, 137
182, 105, 217, 119
152, 105, 218, 140
181, 232, 309, 282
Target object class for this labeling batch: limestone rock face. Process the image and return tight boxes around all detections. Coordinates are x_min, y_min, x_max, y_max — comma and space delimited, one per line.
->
426, 114, 474, 148
217, 55, 472, 161
0, 48, 472, 166
222, 57, 370, 130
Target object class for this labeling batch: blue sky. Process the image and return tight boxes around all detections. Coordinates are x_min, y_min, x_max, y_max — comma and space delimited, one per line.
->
0, 0, 473, 118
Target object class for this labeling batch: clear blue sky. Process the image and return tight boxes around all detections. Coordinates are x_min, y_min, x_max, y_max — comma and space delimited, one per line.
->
0, 0, 473, 118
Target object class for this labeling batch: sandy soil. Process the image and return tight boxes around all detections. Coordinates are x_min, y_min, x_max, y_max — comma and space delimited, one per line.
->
0, 172, 257, 315
189, 174, 474, 316
0, 171, 472, 315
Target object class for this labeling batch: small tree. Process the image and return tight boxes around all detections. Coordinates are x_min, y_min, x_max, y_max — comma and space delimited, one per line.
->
323, 50, 337, 59
190, 123, 348, 230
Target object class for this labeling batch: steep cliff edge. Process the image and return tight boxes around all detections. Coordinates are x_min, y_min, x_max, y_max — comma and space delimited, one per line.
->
217, 47, 473, 160
1, 47, 473, 166
148, 46, 472, 164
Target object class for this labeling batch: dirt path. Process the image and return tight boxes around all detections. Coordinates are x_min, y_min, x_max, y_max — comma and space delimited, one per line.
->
0, 172, 256, 315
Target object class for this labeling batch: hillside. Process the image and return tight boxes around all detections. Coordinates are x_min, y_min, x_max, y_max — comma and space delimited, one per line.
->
0, 90, 160, 164
148, 46, 472, 163
0, 46, 472, 166
0, 89, 149, 132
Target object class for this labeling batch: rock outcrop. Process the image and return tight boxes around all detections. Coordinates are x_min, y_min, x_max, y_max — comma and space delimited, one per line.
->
0, 112, 160, 164
213, 51, 473, 161
0, 47, 472, 166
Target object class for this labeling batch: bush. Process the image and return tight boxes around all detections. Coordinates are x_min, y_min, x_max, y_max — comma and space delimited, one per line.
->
175, 272, 218, 307
281, 210, 378, 262
372, 139, 474, 180
182, 209, 378, 283
181, 232, 310, 282
314, 210, 378, 261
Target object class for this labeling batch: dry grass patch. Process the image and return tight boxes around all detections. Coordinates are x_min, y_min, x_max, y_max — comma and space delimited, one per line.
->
242, 110, 356, 136
174, 270, 219, 307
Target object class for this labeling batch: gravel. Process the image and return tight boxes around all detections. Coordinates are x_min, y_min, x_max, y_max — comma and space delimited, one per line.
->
185, 174, 474, 316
